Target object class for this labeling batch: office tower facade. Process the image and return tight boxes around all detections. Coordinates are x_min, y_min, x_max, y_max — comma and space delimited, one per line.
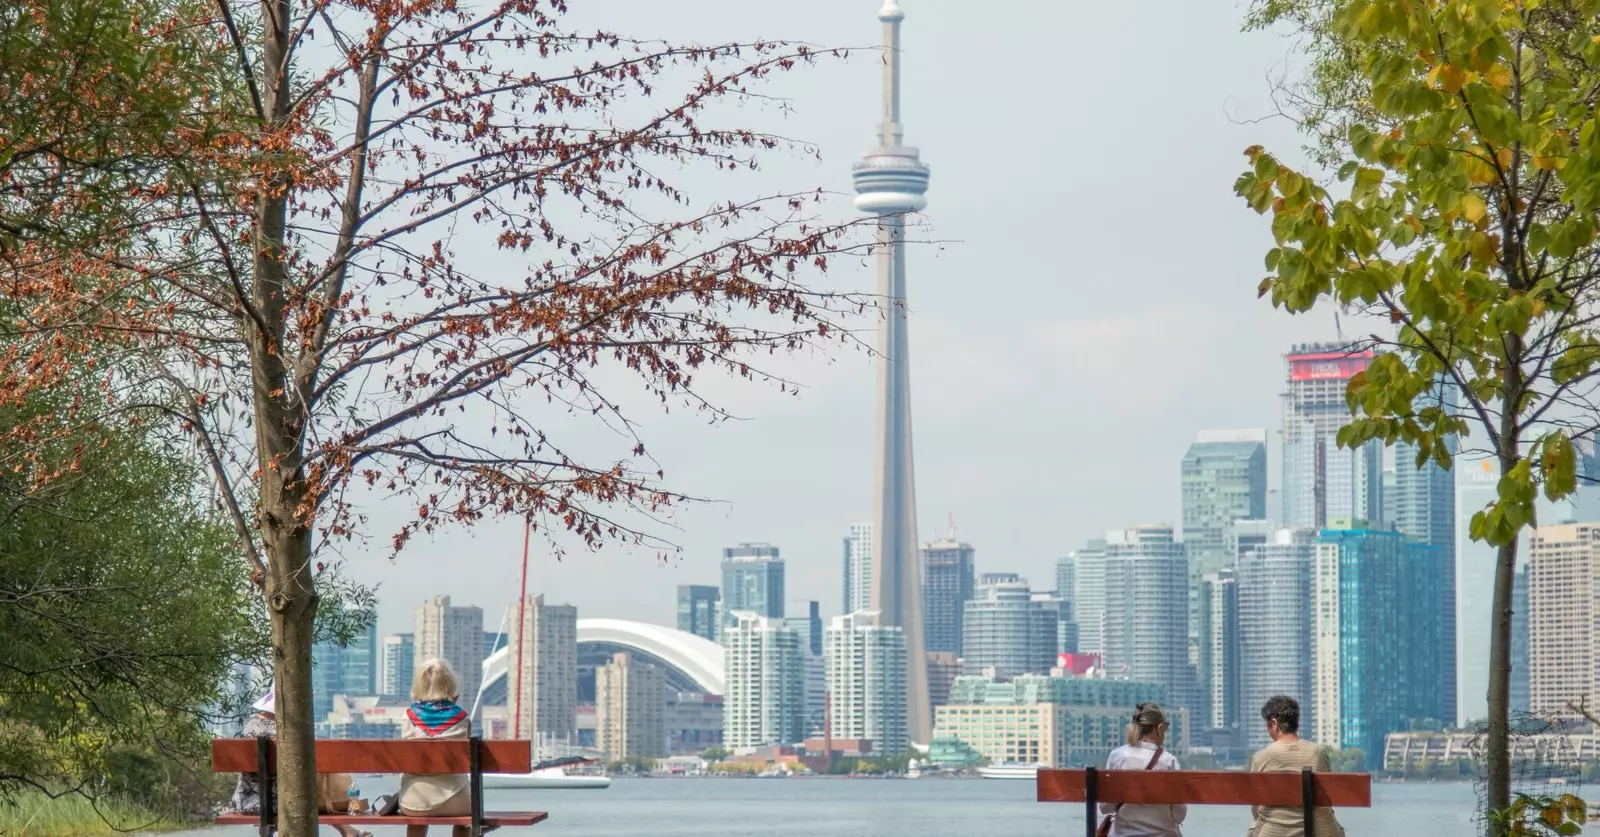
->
1313, 523, 1450, 764
926, 651, 961, 709
311, 620, 378, 720
1237, 529, 1317, 750
414, 595, 484, 711
961, 573, 1058, 678
921, 537, 975, 656
825, 611, 909, 756
596, 652, 666, 761
1512, 565, 1530, 714
676, 585, 720, 643
722, 611, 805, 749
784, 600, 823, 657
1102, 525, 1191, 713
1195, 570, 1240, 731
1282, 344, 1382, 530
509, 594, 578, 742
854, 0, 932, 745
1055, 554, 1076, 614
844, 523, 874, 615
1456, 455, 1500, 724
722, 543, 785, 625
380, 633, 415, 698
1070, 539, 1108, 655
1181, 430, 1269, 573
1030, 591, 1077, 654
1528, 523, 1600, 715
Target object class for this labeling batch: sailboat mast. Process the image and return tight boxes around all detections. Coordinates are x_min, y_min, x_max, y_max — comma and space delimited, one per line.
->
513, 518, 531, 739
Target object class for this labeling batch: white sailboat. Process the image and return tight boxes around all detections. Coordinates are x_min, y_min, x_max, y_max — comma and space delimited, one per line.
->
976, 763, 1044, 780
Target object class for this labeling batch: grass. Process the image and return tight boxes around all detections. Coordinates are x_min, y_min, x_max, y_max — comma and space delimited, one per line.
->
0, 792, 190, 837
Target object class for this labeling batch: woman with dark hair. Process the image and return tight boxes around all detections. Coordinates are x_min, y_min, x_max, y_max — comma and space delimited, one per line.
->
1247, 695, 1345, 837
1098, 702, 1185, 837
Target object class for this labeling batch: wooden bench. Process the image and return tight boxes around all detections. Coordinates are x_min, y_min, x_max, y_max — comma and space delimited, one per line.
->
213, 738, 547, 837
1038, 767, 1371, 837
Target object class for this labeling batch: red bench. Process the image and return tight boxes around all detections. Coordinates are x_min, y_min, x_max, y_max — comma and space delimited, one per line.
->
213, 738, 547, 837
1037, 767, 1371, 837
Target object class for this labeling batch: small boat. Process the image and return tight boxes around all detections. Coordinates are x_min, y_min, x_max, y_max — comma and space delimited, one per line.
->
483, 756, 611, 790
976, 763, 1044, 780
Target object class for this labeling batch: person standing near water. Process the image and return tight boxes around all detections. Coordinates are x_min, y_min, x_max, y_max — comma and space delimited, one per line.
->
1247, 695, 1345, 837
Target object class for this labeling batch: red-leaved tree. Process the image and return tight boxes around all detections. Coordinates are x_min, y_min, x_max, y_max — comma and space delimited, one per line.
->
0, 1, 873, 833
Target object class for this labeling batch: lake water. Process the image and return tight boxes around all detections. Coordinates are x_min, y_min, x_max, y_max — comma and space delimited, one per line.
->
183, 777, 1480, 837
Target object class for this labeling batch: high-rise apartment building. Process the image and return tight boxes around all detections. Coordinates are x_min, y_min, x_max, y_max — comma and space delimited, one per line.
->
722, 543, 785, 626
784, 600, 823, 657
414, 596, 484, 712
508, 594, 578, 743
380, 633, 415, 698
1512, 565, 1530, 714
1055, 555, 1076, 614
1181, 430, 1268, 574
1237, 529, 1317, 750
722, 611, 805, 749
1102, 525, 1191, 714
921, 537, 975, 656
1070, 539, 1108, 655
596, 652, 666, 762
825, 611, 909, 756
311, 620, 378, 720
1282, 344, 1383, 530
1456, 456, 1500, 725
1031, 592, 1078, 655
961, 573, 1058, 678
927, 651, 961, 709
1312, 523, 1450, 764
1195, 570, 1239, 732
1528, 522, 1600, 715
676, 585, 720, 643
843, 523, 873, 615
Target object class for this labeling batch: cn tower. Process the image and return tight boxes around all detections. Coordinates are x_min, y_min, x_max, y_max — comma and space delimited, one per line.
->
852, 0, 931, 745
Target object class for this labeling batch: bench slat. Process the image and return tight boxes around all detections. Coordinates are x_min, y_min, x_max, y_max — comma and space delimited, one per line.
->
1037, 769, 1372, 807
214, 812, 547, 827
212, 739, 533, 775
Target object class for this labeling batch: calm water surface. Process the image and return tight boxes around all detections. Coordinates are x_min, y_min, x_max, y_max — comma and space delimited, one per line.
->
185, 777, 1477, 837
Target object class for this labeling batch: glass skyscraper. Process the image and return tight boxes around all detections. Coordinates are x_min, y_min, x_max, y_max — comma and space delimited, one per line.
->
676, 584, 720, 642
380, 633, 415, 697
961, 573, 1057, 678
1102, 525, 1192, 715
1282, 344, 1383, 530
921, 537, 975, 656
1195, 570, 1239, 731
784, 600, 823, 657
722, 543, 784, 626
1069, 539, 1108, 655
312, 618, 378, 721
1237, 529, 1317, 751
1180, 431, 1268, 573
843, 523, 873, 615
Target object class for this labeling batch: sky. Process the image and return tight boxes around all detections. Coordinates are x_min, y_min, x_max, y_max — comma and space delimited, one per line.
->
336, 0, 1350, 639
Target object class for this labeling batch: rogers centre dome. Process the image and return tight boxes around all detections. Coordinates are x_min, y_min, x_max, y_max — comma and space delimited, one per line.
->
479, 618, 725, 706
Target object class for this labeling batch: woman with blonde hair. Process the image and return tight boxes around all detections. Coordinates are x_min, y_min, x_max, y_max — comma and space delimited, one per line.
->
1098, 702, 1185, 837
397, 658, 473, 837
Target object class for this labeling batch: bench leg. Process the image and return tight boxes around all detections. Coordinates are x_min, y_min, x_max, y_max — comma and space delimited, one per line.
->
1302, 767, 1315, 837
1084, 766, 1098, 837
469, 735, 484, 837
257, 736, 275, 837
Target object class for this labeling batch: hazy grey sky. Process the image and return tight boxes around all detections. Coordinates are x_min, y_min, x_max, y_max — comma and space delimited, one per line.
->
338, 0, 1346, 639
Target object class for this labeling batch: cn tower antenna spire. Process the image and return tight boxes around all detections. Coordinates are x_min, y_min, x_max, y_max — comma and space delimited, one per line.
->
852, 0, 931, 747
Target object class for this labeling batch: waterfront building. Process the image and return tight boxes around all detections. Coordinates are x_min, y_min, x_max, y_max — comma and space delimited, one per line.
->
926, 651, 960, 709
722, 543, 785, 625
665, 692, 723, 755
1102, 525, 1192, 714
825, 611, 909, 756
844, 522, 874, 615
1181, 430, 1268, 574
312, 619, 378, 721
508, 594, 578, 742
414, 595, 484, 712
961, 573, 1057, 678
784, 600, 823, 657
921, 537, 975, 656
1281, 344, 1383, 530
596, 652, 666, 761
1528, 522, 1600, 715
1195, 570, 1239, 732
722, 611, 805, 749
1237, 529, 1317, 750
933, 675, 1175, 768
676, 585, 719, 643
1070, 539, 1108, 655
379, 633, 414, 698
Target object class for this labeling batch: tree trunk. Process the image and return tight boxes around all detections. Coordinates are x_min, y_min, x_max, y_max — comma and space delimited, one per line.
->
266, 528, 318, 837
1485, 358, 1524, 836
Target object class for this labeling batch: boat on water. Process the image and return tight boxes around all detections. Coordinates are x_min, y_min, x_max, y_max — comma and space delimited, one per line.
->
483, 756, 611, 790
976, 763, 1044, 780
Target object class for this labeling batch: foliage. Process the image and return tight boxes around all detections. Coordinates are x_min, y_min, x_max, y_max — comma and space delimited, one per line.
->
1488, 792, 1588, 836
0, 377, 258, 805
1329, 748, 1367, 773
0, 790, 191, 837
1235, 0, 1600, 827
1183, 750, 1220, 770
700, 746, 732, 764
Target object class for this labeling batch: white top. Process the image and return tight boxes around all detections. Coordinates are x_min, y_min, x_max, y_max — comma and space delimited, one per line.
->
1099, 742, 1185, 837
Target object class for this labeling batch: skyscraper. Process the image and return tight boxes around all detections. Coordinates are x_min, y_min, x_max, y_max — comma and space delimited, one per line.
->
1070, 539, 1108, 655
1512, 565, 1530, 714
1528, 522, 1600, 715
961, 573, 1058, 678
509, 594, 578, 743
784, 600, 823, 657
921, 537, 975, 656
596, 652, 666, 762
1180, 430, 1268, 574
1456, 455, 1500, 725
825, 611, 909, 756
1282, 344, 1383, 530
1237, 528, 1317, 750
311, 620, 378, 720
721, 543, 784, 625
722, 611, 806, 749
1102, 525, 1190, 713
844, 523, 873, 615
1195, 570, 1239, 732
853, 0, 932, 745
1055, 554, 1076, 612
380, 633, 415, 698
414, 595, 483, 711
676, 585, 720, 642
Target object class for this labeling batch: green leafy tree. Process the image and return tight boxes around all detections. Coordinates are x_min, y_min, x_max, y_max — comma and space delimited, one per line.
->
1328, 748, 1366, 773
1235, 1, 1600, 827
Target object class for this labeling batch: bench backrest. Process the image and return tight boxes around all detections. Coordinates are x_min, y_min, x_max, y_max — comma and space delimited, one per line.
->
212, 739, 533, 775
1037, 769, 1372, 807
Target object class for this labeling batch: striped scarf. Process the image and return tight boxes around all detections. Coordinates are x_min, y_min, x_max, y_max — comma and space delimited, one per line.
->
407, 700, 467, 736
